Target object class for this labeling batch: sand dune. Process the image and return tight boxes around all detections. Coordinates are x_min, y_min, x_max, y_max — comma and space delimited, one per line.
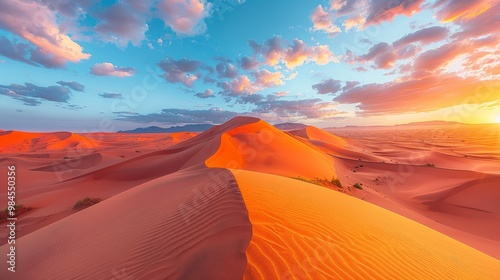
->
206, 118, 336, 180
0, 131, 99, 153
0, 168, 251, 280
1, 117, 499, 278
233, 169, 500, 279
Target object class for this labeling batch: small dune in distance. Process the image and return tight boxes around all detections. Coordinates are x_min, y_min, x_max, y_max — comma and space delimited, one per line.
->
0, 116, 499, 279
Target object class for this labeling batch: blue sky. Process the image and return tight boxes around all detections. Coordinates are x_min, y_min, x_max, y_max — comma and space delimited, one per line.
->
0, 0, 498, 131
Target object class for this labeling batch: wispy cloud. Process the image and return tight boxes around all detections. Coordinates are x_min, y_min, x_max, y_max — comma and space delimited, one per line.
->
91, 62, 136, 77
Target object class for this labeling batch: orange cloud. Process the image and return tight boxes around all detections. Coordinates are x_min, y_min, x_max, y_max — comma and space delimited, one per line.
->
343, 14, 366, 31
253, 69, 284, 88
334, 74, 500, 115
434, 0, 496, 22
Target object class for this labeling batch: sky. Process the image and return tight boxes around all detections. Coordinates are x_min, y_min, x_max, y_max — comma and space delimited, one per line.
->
0, 0, 498, 131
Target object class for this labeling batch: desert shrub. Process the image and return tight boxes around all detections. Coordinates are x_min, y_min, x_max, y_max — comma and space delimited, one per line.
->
73, 197, 102, 209
0, 205, 33, 221
331, 178, 343, 188
353, 183, 363, 190
424, 163, 435, 167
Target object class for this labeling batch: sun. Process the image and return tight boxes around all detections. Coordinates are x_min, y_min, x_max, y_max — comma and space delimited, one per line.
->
496, 115, 500, 123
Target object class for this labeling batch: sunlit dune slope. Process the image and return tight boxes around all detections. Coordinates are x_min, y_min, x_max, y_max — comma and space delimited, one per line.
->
0, 168, 251, 280
233, 169, 500, 279
206, 119, 336, 179
289, 125, 348, 147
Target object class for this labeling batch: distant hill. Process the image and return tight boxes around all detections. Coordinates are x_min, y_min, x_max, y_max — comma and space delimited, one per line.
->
119, 124, 214, 133
274, 122, 307, 130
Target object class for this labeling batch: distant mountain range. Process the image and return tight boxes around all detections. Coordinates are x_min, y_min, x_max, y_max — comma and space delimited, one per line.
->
118, 124, 214, 133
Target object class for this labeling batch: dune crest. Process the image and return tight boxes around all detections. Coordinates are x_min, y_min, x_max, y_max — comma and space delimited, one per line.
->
206, 119, 336, 180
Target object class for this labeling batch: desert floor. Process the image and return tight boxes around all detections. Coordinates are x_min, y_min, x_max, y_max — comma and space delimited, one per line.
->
0, 117, 499, 279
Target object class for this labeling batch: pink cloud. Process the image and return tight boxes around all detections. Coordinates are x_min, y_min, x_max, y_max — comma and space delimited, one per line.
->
158, 0, 211, 35
283, 39, 337, 68
393, 26, 449, 48
310, 5, 341, 36
364, 0, 425, 25
320, 0, 425, 32
253, 69, 284, 88
312, 79, 342, 94
0, 1, 90, 65
94, 1, 150, 46
357, 42, 397, 69
91, 62, 136, 78
220, 75, 257, 95
251, 37, 337, 69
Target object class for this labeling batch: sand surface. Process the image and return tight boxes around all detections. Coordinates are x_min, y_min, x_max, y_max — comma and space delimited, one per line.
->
0, 117, 499, 278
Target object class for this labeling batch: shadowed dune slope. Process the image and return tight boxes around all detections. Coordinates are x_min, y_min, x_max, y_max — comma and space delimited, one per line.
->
206, 120, 336, 180
233, 169, 500, 279
0, 168, 252, 280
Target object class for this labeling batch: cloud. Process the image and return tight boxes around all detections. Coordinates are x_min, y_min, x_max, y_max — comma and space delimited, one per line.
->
0, 36, 37, 66
91, 62, 136, 77
252, 69, 284, 88
432, 0, 496, 22
195, 89, 215, 98
253, 98, 344, 119
251, 37, 337, 69
310, 5, 341, 36
158, 58, 202, 87
357, 42, 397, 69
99, 92, 122, 99
312, 79, 342, 94
0, 82, 71, 104
274, 91, 289, 97
219, 75, 257, 95
115, 107, 240, 124
334, 74, 500, 115
0, 1, 90, 66
216, 61, 238, 78
285, 71, 298, 80
239, 56, 260, 70
57, 81, 85, 92
157, 0, 212, 35
94, 1, 150, 46
364, 0, 425, 25
343, 14, 366, 31
314, 0, 425, 35
393, 26, 449, 48
413, 41, 464, 72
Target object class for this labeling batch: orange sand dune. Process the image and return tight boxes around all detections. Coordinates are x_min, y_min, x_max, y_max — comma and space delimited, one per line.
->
0, 168, 251, 280
206, 119, 336, 180
233, 169, 500, 279
0, 131, 99, 153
